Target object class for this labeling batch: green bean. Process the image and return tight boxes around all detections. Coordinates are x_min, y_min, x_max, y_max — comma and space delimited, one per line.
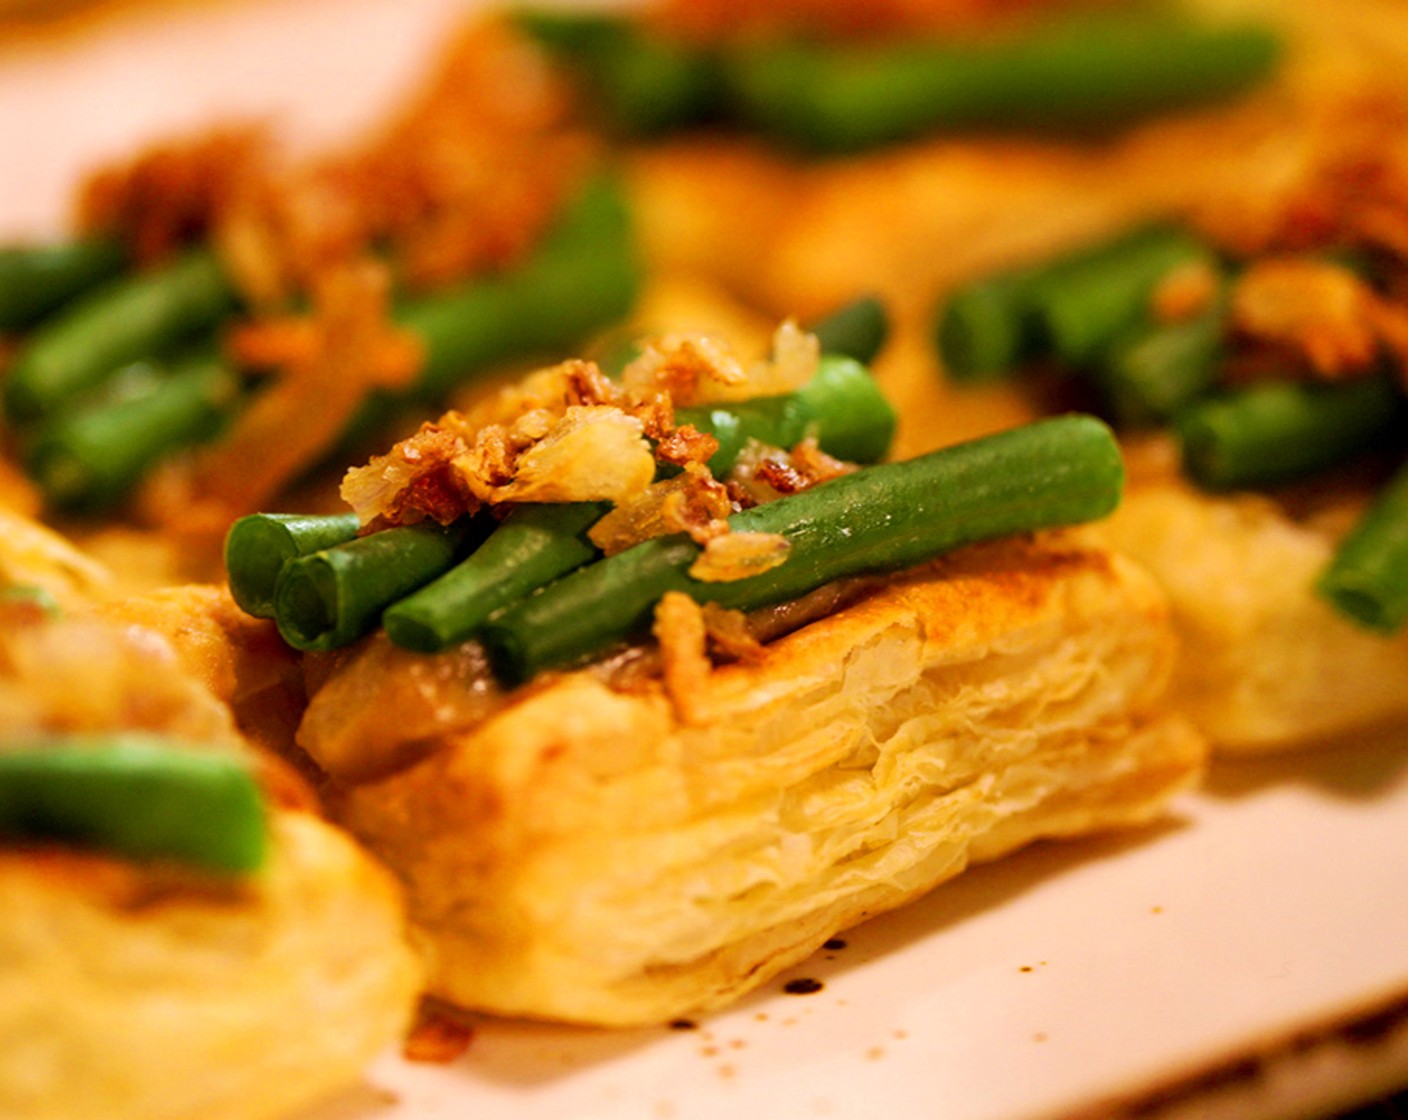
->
274, 517, 479, 651
381, 355, 897, 652
225, 511, 363, 619
722, 12, 1280, 152
936, 225, 1217, 380
934, 269, 1039, 382
395, 172, 639, 402
514, 8, 720, 135
1026, 225, 1216, 366
0, 733, 266, 874
808, 294, 889, 366
24, 351, 240, 513
3, 246, 236, 423
0, 239, 126, 332
1176, 376, 1403, 491
480, 413, 1122, 683
382, 501, 607, 653
1091, 282, 1228, 427
1318, 460, 1408, 633
680, 353, 896, 474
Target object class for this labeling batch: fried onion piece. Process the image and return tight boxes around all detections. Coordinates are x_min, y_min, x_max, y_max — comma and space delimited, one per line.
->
654, 423, 720, 470
342, 421, 478, 529
470, 406, 656, 505
336, 17, 592, 293
652, 591, 712, 725
699, 601, 765, 663
1193, 85, 1408, 261
146, 261, 422, 533
1230, 258, 1390, 378
688, 531, 791, 583
622, 321, 819, 407
214, 164, 370, 310
588, 464, 734, 555
729, 437, 856, 505
651, 594, 763, 727
76, 126, 273, 265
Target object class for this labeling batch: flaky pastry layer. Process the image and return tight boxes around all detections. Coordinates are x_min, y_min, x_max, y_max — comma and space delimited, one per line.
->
334, 536, 1205, 1025
1098, 483, 1408, 753
0, 811, 422, 1120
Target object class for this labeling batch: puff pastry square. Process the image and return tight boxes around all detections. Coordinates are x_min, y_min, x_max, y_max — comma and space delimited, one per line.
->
333, 535, 1206, 1025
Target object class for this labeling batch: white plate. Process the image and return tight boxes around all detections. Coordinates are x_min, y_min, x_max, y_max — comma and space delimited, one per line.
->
300, 731, 1408, 1120
291, 731, 1408, 1120
4, 4, 1408, 1118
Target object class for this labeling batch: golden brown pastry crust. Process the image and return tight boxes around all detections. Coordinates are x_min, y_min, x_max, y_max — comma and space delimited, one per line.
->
332, 535, 1205, 1026
0, 516, 421, 1118
1097, 480, 1408, 753
0, 811, 422, 1120
97, 584, 306, 758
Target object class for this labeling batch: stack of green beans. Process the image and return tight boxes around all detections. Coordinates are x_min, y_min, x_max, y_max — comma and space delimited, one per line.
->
0, 732, 267, 874
0, 172, 641, 515
937, 223, 1225, 411
480, 413, 1124, 683
516, 6, 1280, 150
934, 223, 1408, 635
230, 410, 1124, 685
228, 326, 899, 655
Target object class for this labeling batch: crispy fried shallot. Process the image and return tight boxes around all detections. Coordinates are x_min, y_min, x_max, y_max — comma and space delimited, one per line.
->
652, 591, 712, 724
1151, 259, 1221, 325
148, 261, 422, 531
1193, 86, 1408, 261
588, 463, 734, 555
77, 127, 273, 266
340, 325, 832, 563
470, 406, 655, 505
728, 437, 856, 505
72, 16, 596, 526
688, 531, 792, 583
621, 321, 819, 407
650, 593, 765, 723
1230, 258, 1405, 379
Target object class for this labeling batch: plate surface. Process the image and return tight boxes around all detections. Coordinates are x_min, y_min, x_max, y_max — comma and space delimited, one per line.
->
3, 3, 1408, 1118
306, 732, 1408, 1120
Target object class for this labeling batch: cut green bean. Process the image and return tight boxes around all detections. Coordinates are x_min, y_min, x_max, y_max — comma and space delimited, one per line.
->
1318, 460, 1408, 633
515, 8, 720, 135
723, 12, 1280, 152
1026, 225, 1216, 366
680, 353, 896, 474
396, 172, 639, 402
381, 355, 896, 652
225, 511, 363, 619
24, 351, 240, 513
807, 294, 889, 366
0, 733, 266, 873
3, 246, 237, 423
1092, 284, 1228, 427
935, 269, 1040, 381
480, 413, 1122, 683
1176, 376, 1403, 491
274, 517, 479, 651
937, 225, 1218, 380
383, 501, 608, 652
0, 239, 126, 332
